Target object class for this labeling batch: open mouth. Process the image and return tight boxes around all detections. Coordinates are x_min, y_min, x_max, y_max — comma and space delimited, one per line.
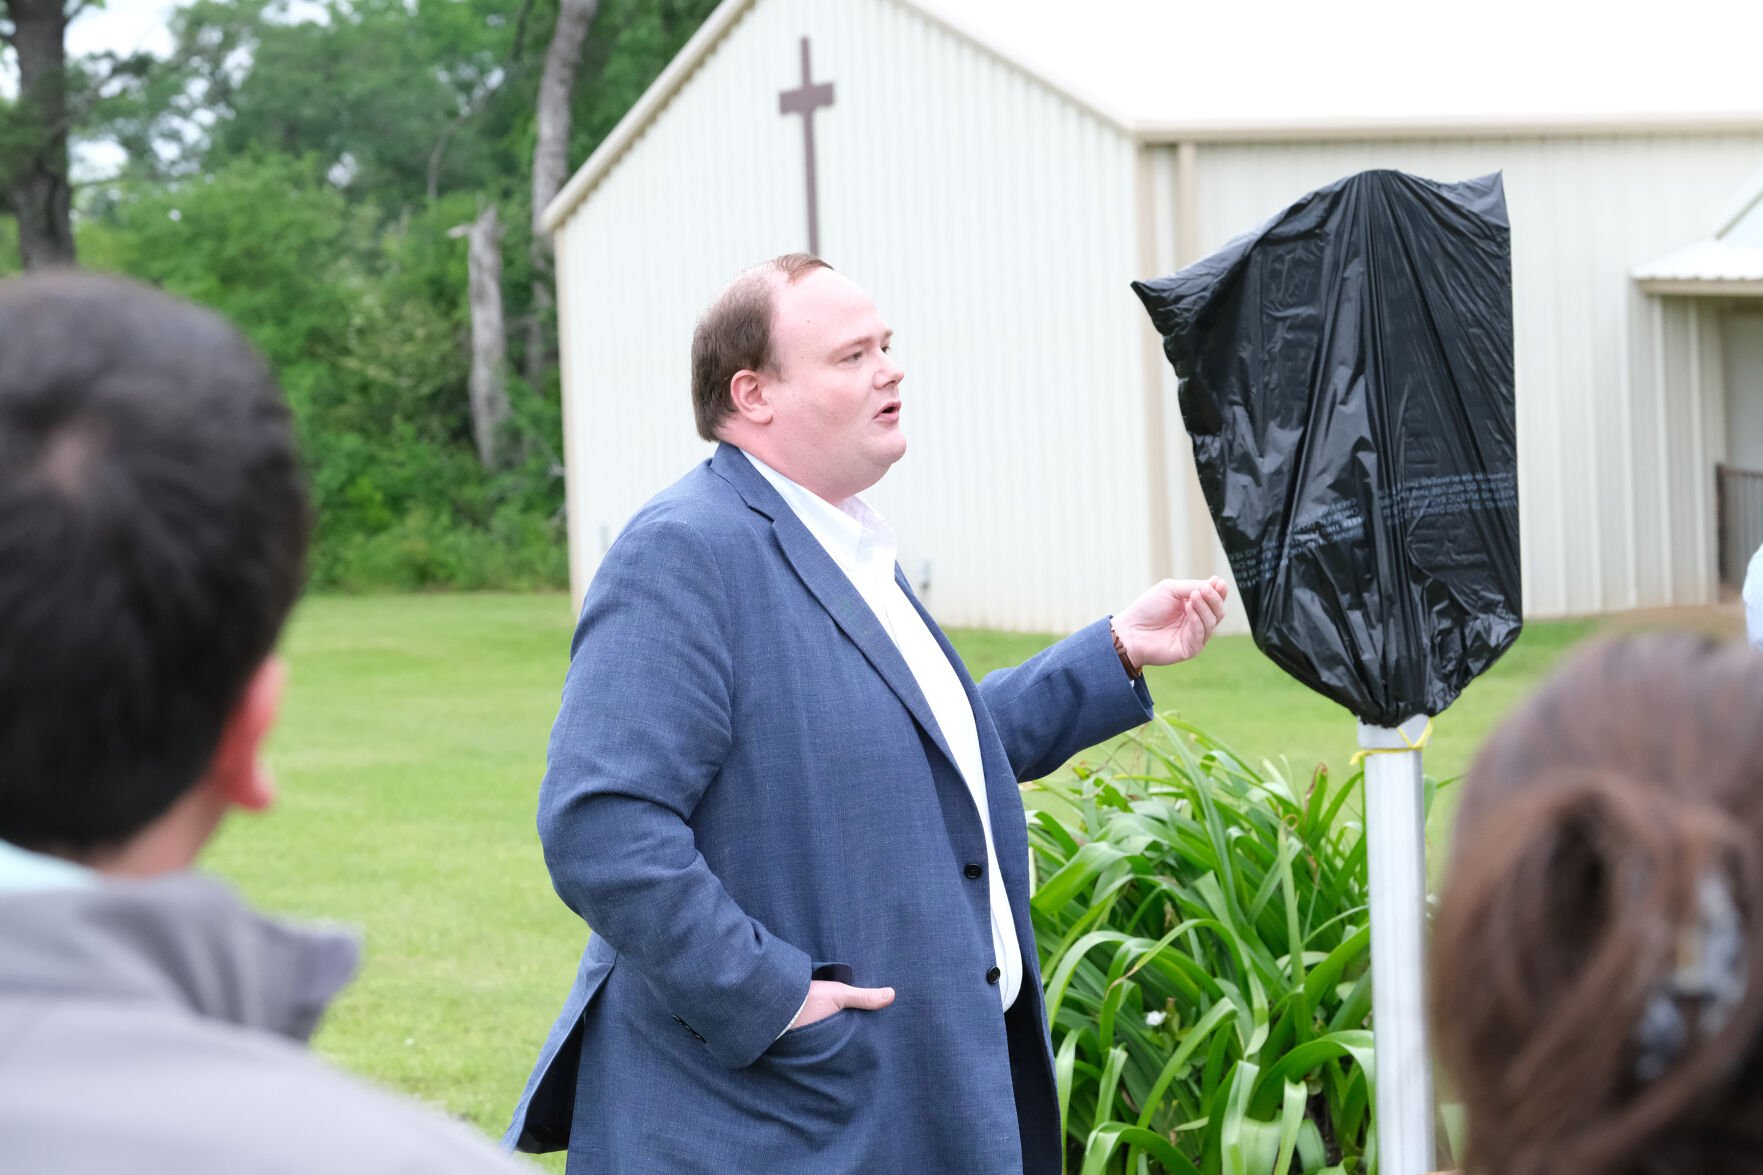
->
877, 402, 901, 421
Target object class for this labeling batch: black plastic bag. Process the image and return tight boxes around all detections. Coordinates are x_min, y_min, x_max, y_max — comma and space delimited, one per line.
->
1132, 170, 1520, 726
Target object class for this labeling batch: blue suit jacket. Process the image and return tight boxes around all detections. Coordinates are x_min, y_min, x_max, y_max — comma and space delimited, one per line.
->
506, 445, 1153, 1173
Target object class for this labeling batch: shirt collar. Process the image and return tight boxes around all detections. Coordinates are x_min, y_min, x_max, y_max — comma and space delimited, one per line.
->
0, 871, 361, 1042
0, 838, 97, 894
739, 449, 897, 578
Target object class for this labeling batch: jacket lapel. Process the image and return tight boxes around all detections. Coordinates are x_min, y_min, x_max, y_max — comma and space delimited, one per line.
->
894, 568, 1043, 953
710, 445, 960, 776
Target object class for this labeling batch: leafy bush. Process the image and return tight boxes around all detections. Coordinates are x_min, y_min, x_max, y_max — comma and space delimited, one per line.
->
79, 161, 569, 593
1029, 716, 1423, 1175
315, 504, 566, 592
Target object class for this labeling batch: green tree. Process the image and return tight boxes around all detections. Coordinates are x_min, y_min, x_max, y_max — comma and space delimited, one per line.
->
82, 154, 363, 406
81, 158, 485, 581
66, 0, 722, 589
0, 0, 77, 267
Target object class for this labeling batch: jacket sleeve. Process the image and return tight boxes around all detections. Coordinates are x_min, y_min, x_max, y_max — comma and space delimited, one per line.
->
536, 517, 810, 1070
977, 617, 1155, 782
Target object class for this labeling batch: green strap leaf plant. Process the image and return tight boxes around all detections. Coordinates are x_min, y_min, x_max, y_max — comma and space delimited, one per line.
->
1029, 716, 1439, 1174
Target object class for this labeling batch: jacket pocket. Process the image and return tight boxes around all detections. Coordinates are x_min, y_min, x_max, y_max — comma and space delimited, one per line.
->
754, 1000, 883, 1138
769, 1006, 859, 1056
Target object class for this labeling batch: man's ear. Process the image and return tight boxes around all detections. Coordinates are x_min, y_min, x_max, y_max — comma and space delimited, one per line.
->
205, 657, 287, 814
728, 369, 774, 425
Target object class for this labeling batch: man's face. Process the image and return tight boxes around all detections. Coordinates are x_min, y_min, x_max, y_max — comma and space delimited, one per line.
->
761, 268, 905, 502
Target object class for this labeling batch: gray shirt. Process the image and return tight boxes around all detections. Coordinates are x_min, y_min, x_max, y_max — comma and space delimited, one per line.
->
0, 863, 527, 1174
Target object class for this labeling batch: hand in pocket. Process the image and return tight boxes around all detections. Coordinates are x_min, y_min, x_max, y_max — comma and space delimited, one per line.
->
789, 979, 894, 1030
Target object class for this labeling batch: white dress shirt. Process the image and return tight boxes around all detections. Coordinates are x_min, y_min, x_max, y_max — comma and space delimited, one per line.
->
742, 450, 1023, 1010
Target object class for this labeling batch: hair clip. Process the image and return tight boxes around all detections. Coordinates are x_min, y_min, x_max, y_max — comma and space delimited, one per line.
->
1633, 870, 1748, 1082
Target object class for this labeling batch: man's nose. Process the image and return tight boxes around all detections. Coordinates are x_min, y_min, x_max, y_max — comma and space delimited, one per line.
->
878, 354, 904, 387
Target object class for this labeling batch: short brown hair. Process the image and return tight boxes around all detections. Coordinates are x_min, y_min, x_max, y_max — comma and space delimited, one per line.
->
690, 253, 830, 441
1433, 635, 1763, 1175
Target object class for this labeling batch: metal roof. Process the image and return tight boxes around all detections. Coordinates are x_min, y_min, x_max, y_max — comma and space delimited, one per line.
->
1635, 172, 1763, 296
546, 0, 1763, 231
910, 0, 1763, 137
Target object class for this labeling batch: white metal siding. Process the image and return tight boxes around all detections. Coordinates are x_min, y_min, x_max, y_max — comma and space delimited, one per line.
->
558, 0, 1149, 632
1182, 135, 1763, 618
558, 0, 1763, 630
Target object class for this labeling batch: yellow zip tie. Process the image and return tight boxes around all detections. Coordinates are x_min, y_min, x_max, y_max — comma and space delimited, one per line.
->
1349, 716, 1434, 766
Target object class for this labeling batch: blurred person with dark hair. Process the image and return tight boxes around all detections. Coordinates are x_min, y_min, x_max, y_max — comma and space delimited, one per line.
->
1432, 634, 1763, 1175
0, 272, 526, 1174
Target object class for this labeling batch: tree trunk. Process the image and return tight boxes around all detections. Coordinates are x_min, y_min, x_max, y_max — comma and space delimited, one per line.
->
531, 0, 597, 244
525, 275, 553, 390
465, 205, 509, 470
4, 0, 77, 269
526, 0, 597, 392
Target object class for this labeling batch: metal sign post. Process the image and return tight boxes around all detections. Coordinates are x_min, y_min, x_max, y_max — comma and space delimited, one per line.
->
1358, 714, 1436, 1175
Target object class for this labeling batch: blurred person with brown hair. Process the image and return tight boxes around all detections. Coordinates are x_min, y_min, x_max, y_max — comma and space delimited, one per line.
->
1432, 634, 1763, 1175
0, 272, 527, 1174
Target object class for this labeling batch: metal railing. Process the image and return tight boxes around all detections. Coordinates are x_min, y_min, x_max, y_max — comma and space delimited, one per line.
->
1717, 464, 1763, 587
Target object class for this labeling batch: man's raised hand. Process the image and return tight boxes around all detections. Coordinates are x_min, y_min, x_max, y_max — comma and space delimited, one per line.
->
1112, 576, 1230, 670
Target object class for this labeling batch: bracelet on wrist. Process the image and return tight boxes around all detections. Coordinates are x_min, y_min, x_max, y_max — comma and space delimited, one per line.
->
1111, 624, 1142, 680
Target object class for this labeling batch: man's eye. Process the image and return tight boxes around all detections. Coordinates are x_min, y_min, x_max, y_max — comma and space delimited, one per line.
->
846, 352, 863, 362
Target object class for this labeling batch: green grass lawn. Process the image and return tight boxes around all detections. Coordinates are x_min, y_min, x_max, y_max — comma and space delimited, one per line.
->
201, 592, 1730, 1156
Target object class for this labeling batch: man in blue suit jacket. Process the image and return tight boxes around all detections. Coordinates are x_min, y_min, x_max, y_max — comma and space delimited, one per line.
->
507, 254, 1228, 1173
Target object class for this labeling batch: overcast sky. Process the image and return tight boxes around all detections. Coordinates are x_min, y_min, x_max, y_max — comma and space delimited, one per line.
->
3, 0, 186, 175
69, 0, 181, 59
1, 0, 178, 102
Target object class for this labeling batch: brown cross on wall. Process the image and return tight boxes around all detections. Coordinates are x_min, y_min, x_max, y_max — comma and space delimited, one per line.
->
778, 36, 835, 256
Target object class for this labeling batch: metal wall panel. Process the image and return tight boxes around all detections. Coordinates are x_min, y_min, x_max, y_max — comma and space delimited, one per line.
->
1183, 135, 1763, 617
559, 0, 1761, 630
558, 0, 1154, 632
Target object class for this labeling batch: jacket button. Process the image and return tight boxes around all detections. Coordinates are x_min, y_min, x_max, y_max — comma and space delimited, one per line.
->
986, 966, 1001, 985
964, 862, 983, 879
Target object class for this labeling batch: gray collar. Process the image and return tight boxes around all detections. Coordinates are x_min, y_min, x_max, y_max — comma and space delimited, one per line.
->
0, 871, 360, 1042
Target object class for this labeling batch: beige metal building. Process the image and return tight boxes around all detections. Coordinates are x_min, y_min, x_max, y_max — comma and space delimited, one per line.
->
545, 0, 1763, 632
